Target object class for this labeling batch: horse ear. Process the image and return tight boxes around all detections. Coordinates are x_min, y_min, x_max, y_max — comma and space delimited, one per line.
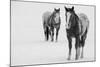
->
72, 6, 74, 10
58, 8, 60, 11
54, 8, 56, 11
64, 6, 68, 11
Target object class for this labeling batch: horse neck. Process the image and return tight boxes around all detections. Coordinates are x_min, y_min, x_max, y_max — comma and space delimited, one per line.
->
70, 12, 79, 27
47, 12, 55, 25
51, 12, 55, 18
50, 12, 56, 22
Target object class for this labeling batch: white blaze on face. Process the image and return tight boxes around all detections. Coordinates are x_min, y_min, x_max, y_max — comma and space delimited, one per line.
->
65, 12, 71, 29
55, 13, 60, 23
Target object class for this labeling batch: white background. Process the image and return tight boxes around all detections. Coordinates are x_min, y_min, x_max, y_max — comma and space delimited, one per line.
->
0, 0, 99, 67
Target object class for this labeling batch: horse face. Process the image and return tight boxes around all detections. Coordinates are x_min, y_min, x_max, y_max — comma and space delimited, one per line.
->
64, 6, 74, 29
54, 8, 60, 23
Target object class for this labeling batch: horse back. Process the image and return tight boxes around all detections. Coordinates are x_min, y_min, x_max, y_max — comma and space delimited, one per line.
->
42, 11, 51, 24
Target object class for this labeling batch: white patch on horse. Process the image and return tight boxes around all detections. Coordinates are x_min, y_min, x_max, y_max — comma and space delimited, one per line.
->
54, 13, 60, 23
65, 12, 71, 29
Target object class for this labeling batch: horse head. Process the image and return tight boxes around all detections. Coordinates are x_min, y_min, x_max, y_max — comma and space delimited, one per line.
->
64, 6, 76, 29
53, 8, 60, 24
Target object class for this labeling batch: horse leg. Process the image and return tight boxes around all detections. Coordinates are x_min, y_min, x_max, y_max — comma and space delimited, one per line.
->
43, 21, 47, 41
48, 27, 51, 40
80, 29, 87, 58
77, 38, 81, 59
56, 28, 59, 42
75, 36, 80, 60
81, 45, 84, 59
80, 35, 86, 58
80, 36, 85, 58
46, 27, 49, 41
44, 28, 47, 41
44, 26, 48, 41
44, 31, 47, 41
51, 27, 54, 42
67, 35, 72, 60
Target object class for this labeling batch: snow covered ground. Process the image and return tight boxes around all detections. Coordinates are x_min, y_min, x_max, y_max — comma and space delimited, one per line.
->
11, 1, 95, 66
11, 40, 95, 66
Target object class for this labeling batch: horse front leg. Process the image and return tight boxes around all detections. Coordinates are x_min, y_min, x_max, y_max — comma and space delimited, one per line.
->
67, 35, 72, 60
51, 27, 54, 42
56, 28, 59, 42
75, 36, 80, 60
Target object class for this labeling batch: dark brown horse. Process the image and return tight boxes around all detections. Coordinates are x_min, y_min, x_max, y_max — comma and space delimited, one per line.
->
64, 6, 89, 60
42, 8, 61, 42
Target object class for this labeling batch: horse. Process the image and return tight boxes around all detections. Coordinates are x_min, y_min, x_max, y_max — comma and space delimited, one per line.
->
42, 8, 61, 42
64, 6, 89, 60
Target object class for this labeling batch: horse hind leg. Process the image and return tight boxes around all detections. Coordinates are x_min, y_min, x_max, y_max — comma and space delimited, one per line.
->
44, 26, 50, 41
43, 21, 47, 41
44, 28, 47, 41
80, 29, 87, 58
44, 26, 49, 41
80, 36, 85, 58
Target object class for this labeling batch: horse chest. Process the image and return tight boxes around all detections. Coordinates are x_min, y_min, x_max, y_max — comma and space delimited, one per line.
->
67, 25, 80, 37
54, 17, 59, 23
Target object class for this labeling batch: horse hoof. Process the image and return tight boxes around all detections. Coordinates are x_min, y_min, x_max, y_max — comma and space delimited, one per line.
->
75, 57, 78, 60
67, 58, 71, 60
75, 58, 78, 60
55, 40, 58, 42
45, 39, 47, 41
51, 40, 54, 42
80, 56, 83, 59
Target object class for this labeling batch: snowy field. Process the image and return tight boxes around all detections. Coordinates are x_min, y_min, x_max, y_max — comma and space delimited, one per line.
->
11, 41, 94, 66
11, 1, 95, 66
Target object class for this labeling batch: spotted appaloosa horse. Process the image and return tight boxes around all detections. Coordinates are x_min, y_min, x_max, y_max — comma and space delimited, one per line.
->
64, 6, 89, 60
42, 8, 61, 42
